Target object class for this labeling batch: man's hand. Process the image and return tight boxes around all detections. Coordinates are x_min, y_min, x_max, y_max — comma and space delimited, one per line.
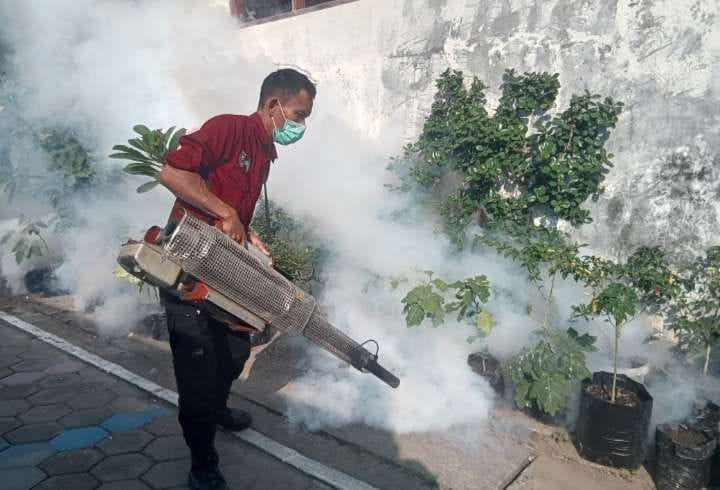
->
217, 211, 247, 245
227, 323, 255, 333
248, 230, 273, 267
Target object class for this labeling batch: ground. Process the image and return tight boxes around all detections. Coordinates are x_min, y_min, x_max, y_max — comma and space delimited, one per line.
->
0, 293, 660, 489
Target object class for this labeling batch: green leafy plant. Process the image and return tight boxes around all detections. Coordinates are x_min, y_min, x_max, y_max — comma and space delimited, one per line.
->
250, 201, 325, 292
510, 327, 596, 415
667, 247, 720, 375
0, 217, 54, 267
478, 227, 600, 414
391, 69, 623, 245
400, 271, 493, 339
110, 125, 186, 193
573, 246, 677, 401
478, 227, 584, 331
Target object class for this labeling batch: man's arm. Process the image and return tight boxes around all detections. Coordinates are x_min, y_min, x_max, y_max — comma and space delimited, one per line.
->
158, 166, 246, 243
160, 115, 247, 244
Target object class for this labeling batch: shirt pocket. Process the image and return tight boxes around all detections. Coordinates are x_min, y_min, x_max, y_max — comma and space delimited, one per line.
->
222, 163, 250, 192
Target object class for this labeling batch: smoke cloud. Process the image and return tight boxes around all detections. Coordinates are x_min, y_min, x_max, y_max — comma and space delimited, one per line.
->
0, 0, 716, 437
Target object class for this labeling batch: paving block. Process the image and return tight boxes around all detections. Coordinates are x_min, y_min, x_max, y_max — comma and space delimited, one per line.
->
142, 459, 192, 488
0, 435, 7, 452
143, 435, 189, 462
38, 374, 81, 389
0, 399, 30, 417
59, 407, 113, 428
0, 346, 27, 358
0, 442, 57, 469
90, 453, 153, 482
28, 388, 75, 406
0, 417, 21, 435
44, 360, 85, 375
17, 343, 55, 360
98, 479, 152, 490
67, 390, 116, 410
145, 416, 182, 437
32, 472, 99, 490
105, 397, 150, 413
141, 404, 172, 419
1, 371, 46, 387
75, 380, 115, 393
0, 355, 22, 369
98, 429, 153, 455
5, 422, 64, 444
18, 404, 72, 424
0, 466, 47, 490
51, 426, 109, 451
10, 359, 56, 372
39, 448, 104, 475
0, 384, 39, 401
101, 411, 155, 433
0, 367, 11, 380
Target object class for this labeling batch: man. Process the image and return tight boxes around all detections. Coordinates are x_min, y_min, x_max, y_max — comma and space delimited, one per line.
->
158, 68, 315, 490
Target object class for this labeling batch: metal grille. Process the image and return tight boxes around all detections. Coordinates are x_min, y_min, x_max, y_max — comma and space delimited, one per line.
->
164, 213, 314, 336
303, 311, 361, 366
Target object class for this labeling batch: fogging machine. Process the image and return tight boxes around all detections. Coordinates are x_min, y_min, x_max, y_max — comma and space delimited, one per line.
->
116, 211, 400, 388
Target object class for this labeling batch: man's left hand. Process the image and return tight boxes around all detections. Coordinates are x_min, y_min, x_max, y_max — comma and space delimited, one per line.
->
248, 231, 274, 267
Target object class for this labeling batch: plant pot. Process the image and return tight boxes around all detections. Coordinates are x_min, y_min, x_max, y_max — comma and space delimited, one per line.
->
24, 268, 65, 296
654, 423, 716, 490
467, 351, 504, 396
575, 371, 653, 469
688, 401, 720, 485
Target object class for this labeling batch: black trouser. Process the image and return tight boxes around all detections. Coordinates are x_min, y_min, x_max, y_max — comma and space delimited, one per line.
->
163, 293, 251, 470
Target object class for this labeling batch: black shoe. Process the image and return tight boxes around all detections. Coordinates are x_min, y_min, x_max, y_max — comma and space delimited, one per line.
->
217, 408, 252, 431
188, 465, 228, 490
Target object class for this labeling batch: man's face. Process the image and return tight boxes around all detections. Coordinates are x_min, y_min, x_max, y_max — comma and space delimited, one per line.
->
271, 89, 313, 127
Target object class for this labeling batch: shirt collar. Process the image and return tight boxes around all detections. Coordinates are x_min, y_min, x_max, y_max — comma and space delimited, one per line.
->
249, 112, 277, 161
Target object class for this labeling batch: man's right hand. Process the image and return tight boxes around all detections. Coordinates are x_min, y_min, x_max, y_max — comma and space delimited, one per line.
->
217, 210, 246, 245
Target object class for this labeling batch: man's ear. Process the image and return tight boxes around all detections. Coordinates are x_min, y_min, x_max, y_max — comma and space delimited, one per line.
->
266, 97, 280, 111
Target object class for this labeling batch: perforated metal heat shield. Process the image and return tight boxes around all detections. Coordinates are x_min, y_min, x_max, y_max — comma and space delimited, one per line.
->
164, 213, 399, 388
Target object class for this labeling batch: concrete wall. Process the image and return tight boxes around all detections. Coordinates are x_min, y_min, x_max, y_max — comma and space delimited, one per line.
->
233, 0, 720, 256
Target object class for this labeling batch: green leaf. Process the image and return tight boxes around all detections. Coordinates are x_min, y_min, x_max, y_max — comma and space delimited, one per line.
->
136, 180, 160, 193
133, 124, 152, 136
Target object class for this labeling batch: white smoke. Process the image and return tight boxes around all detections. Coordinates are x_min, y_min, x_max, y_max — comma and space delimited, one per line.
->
0, 0, 715, 436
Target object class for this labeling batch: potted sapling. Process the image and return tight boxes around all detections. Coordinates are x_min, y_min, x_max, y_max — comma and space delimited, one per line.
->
400, 271, 503, 393
479, 228, 597, 417
668, 247, 720, 376
574, 282, 653, 469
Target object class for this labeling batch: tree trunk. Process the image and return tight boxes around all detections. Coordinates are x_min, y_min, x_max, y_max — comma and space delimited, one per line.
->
704, 344, 711, 376
612, 329, 619, 403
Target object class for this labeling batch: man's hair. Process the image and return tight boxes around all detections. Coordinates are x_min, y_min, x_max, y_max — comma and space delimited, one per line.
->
258, 68, 317, 108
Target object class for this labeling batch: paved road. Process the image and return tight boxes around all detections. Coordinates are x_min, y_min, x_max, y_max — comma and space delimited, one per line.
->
0, 319, 329, 490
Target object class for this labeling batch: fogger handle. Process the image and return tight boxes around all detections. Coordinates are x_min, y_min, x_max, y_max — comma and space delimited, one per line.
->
366, 360, 400, 388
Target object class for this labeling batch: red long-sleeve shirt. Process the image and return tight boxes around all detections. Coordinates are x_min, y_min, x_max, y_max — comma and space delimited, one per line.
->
165, 112, 277, 227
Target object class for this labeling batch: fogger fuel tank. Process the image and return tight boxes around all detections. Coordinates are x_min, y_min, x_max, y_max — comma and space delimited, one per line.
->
117, 212, 400, 388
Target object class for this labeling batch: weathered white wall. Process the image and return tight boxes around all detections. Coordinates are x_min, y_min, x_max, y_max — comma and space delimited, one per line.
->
233, 0, 720, 256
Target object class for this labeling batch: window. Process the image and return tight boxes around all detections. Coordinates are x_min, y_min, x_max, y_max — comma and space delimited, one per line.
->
230, 0, 351, 22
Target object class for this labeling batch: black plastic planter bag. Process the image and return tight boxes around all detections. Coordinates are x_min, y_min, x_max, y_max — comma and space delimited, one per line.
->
575, 372, 653, 469
467, 352, 504, 396
689, 402, 720, 484
654, 423, 716, 490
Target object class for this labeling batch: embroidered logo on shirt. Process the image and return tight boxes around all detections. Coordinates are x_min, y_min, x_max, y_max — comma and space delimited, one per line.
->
238, 151, 251, 172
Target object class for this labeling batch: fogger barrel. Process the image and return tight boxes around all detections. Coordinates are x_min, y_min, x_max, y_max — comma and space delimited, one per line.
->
117, 212, 399, 388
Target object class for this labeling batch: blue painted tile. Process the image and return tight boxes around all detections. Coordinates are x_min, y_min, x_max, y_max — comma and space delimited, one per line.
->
141, 405, 172, 420
51, 426, 109, 451
100, 412, 153, 433
0, 442, 57, 469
